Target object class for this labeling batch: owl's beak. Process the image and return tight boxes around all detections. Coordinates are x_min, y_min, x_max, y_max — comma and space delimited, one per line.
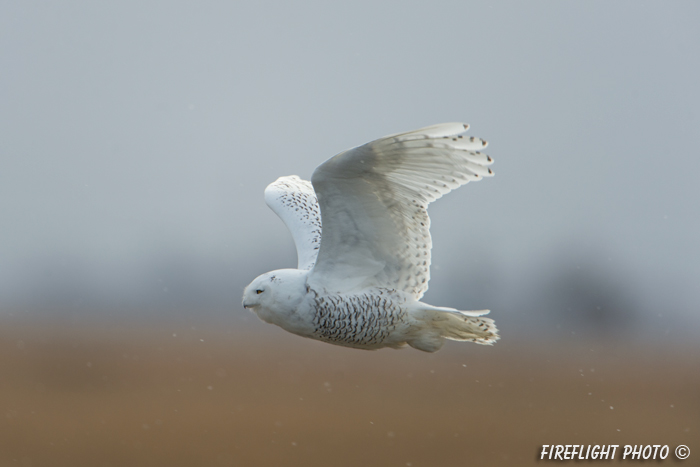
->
242, 300, 252, 309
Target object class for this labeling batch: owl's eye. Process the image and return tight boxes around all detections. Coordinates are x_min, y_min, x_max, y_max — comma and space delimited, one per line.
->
256, 289, 263, 294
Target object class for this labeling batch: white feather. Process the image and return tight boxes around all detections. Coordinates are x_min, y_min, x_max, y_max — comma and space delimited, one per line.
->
308, 123, 493, 298
264, 176, 321, 270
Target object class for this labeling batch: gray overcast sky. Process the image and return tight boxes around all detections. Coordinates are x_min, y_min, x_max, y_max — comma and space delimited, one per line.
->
1, 1, 698, 334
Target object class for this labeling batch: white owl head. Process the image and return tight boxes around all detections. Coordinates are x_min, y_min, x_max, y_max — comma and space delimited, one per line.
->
242, 269, 308, 320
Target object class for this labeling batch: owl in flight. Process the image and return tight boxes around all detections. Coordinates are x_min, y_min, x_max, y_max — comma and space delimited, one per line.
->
242, 123, 498, 352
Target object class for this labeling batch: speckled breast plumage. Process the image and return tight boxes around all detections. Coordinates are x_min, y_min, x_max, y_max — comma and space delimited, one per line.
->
311, 288, 408, 347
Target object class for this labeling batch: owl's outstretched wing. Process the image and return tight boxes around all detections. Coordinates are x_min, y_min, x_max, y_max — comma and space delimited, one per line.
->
308, 123, 493, 299
264, 176, 322, 270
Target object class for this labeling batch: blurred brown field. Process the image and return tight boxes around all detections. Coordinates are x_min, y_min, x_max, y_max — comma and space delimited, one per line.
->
0, 317, 697, 467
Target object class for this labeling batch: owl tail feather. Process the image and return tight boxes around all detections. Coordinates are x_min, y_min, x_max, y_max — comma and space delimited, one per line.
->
407, 303, 499, 352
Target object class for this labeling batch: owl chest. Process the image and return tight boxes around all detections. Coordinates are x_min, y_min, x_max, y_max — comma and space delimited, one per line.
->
310, 291, 408, 346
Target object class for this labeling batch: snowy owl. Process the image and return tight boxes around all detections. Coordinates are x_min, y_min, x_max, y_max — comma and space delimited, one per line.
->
242, 123, 498, 352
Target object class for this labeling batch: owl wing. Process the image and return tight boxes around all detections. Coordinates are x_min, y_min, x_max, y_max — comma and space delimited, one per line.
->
264, 175, 322, 270
308, 123, 493, 299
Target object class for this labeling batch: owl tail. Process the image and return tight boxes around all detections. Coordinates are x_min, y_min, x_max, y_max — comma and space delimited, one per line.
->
407, 303, 499, 352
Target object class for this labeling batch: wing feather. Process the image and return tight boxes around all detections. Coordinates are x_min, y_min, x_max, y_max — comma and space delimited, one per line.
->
264, 176, 322, 270
309, 123, 494, 298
